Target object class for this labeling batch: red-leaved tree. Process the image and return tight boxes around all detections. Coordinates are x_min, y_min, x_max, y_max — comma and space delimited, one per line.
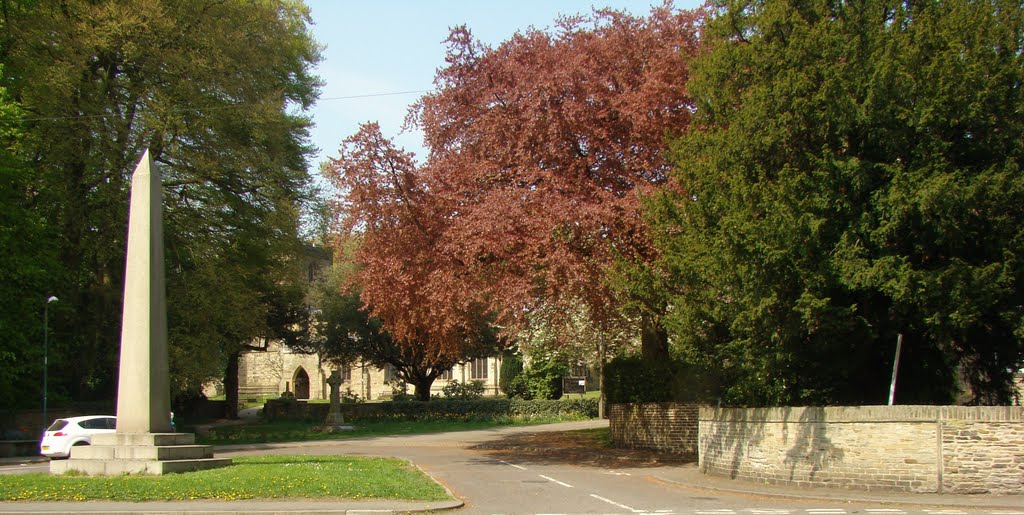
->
322, 123, 497, 400
411, 5, 703, 359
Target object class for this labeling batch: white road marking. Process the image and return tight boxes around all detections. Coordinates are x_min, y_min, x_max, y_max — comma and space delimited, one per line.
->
590, 493, 644, 513
498, 459, 526, 470
604, 470, 632, 476
807, 510, 846, 514
747, 510, 792, 514
696, 511, 736, 515
990, 512, 1024, 515
866, 511, 905, 513
924, 511, 967, 515
538, 474, 573, 488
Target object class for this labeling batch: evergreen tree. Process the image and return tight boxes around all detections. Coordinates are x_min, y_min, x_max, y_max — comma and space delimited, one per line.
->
654, 0, 1024, 405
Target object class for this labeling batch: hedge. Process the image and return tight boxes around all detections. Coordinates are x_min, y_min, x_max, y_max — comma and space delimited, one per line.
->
264, 397, 598, 422
604, 355, 722, 404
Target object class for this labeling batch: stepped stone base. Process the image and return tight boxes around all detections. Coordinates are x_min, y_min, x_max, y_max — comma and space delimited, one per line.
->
49, 432, 231, 476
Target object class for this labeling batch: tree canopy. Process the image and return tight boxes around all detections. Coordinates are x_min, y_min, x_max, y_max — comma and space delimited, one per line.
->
653, 0, 1024, 405
411, 5, 703, 358
0, 61, 64, 409
322, 5, 704, 402
321, 124, 501, 400
1, 0, 322, 406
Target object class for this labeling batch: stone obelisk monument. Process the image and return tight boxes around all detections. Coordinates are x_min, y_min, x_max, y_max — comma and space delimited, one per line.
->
117, 148, 171, 433
51, 150, 231, 475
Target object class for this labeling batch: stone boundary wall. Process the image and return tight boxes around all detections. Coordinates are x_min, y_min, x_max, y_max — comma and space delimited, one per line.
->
608, 403, 699, 456
699, 405, 1024, 494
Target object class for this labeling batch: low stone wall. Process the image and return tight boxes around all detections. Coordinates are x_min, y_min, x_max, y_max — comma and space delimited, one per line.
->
699, 405, 1024, 494
608, 403, 698, 456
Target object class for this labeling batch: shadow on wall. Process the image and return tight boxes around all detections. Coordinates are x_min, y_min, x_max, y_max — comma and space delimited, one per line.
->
704, 407, 844, 482
782, 407, 843, 481
701, 407, 767, 480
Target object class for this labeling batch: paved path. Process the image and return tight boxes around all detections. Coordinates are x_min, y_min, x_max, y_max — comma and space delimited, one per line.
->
1, 420, 1021, 514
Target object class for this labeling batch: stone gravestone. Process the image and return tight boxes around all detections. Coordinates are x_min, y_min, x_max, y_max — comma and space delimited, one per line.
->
321, 369, 353, 432
51, 150, 231, 475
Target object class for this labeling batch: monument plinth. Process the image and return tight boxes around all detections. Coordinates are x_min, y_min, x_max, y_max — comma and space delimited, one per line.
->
51, 150, 231, 475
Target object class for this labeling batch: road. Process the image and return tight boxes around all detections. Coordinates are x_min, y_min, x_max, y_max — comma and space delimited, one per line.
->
3, 420, 1021, 514
214, 421, 1022, 515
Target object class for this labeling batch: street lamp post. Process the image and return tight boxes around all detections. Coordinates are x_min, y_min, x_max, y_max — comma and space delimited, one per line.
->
43, 295, 58, 435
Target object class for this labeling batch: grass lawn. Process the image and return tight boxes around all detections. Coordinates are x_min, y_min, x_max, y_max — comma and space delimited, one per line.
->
0, 455, 449, 502
197, 416, 578, 446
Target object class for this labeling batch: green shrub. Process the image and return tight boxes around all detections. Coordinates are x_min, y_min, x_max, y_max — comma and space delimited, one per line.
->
265, 393, 600, 423
505, 374, 531, 400
511, 354, 567, 400
389, 381, 416, 402
604, 355, 721, 404
350, 397, 597, 421
441, 380, 485, 400
499, 353, 524, 395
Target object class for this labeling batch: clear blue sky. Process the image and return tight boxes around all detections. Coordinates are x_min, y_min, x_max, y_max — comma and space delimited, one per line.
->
304, 0, 702, 169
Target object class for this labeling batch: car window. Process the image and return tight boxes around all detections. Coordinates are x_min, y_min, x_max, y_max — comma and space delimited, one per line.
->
79, 419, 102, 430
79, 417, 116, 430
46, 420, 68, 431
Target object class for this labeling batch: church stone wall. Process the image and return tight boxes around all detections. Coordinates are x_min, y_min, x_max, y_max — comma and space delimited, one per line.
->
230, 345, 505, 402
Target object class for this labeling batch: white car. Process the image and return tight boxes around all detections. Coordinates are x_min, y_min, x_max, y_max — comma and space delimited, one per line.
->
40, 415, 116, 459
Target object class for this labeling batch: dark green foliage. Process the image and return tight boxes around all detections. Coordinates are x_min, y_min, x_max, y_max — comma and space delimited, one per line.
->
441, 380, 485, 400
653, 0, 1024, 405
505, 375, 531, 400
604, 355, 721, 404
604, 355, 676, 404
507, 354, 568, 400
367, 397, 599, 421
0, 66, 64, 409
264, 397, 599, 422
498, 353, 524, 396
2, 1, 322, 405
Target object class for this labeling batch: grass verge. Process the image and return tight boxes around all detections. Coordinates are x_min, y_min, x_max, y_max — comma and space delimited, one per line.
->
197, 416, 577, 446
0, 455, 449, 502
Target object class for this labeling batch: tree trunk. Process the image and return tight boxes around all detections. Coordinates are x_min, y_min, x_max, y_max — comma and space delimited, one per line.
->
641, 314, 669, 362
412, 378, 433, 401
224, 351, 239, 419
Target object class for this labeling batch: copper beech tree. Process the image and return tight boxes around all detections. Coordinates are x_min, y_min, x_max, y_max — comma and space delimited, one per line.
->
325, 4, 702, 387
412, 5, 702, 359
322, 123, 497, 400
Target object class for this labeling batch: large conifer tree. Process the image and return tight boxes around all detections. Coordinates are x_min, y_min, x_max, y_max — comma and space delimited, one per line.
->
655, 0, 1024, 405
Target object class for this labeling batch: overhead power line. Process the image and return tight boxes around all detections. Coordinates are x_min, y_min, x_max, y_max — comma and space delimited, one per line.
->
6, 89, 432, 123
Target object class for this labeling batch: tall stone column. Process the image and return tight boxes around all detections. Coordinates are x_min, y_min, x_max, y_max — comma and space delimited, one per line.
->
51, 150, 230, 475
116, 149, 172, 434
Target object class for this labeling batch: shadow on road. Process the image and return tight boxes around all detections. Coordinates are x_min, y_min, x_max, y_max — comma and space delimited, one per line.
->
470, 428, 696, 469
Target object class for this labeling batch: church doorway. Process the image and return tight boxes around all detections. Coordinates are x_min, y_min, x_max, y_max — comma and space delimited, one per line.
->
293, 367, 310, 400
